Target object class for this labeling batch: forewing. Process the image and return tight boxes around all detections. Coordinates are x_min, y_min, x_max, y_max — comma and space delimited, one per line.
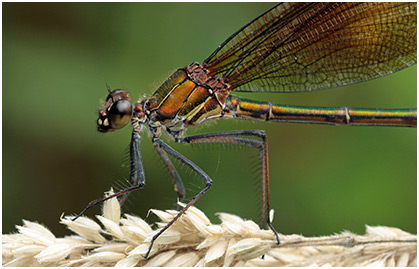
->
204, 3, 417, 92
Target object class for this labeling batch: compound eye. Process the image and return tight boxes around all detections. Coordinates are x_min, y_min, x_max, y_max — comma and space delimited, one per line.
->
109, 99, 133, 129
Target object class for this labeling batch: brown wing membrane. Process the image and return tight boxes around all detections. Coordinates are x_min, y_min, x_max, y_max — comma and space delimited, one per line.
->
203, 3, 417, 93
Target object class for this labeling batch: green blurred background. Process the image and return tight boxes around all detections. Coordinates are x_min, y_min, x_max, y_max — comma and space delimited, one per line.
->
3, 3, 416, 238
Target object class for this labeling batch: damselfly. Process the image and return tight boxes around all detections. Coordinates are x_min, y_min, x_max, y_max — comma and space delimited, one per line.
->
74, 3, 417, 258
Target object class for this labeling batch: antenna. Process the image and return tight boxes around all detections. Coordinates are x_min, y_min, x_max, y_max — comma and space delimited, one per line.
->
103, 78, 111, 94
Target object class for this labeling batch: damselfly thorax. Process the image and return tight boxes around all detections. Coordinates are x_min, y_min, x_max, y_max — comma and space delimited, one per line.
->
141, 63, 231, 138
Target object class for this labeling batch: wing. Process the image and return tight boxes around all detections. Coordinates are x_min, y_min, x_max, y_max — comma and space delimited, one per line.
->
203, 3, 417, 93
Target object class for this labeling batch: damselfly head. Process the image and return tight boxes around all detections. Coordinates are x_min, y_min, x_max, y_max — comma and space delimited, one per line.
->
97, 89, 133, 133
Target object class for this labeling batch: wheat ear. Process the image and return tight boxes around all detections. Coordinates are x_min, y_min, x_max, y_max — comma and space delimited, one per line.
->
3, 190, 417, 266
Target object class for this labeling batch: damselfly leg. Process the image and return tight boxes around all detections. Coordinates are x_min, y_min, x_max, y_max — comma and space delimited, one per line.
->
144, 137, 213, 258
177, 130, 280, 244
154, 145, 185, 207
72, 132, 145, 221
